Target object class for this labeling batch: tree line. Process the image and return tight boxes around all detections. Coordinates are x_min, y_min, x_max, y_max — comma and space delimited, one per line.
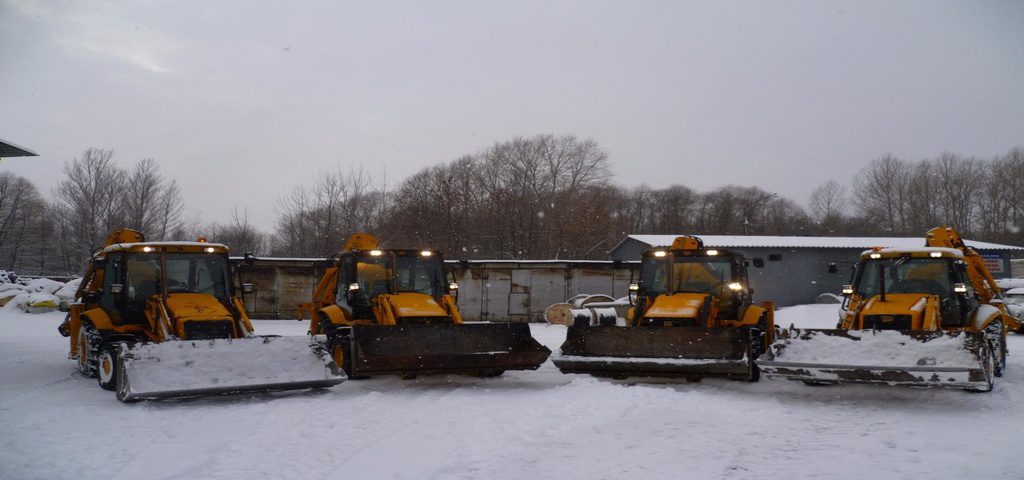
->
1, 136, 1021, 275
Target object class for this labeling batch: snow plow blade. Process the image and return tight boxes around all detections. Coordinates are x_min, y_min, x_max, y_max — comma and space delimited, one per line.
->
553, 325, 757, 380
757, 329, 990, 390
116, 335, 345, 402
347, 323, 551, 375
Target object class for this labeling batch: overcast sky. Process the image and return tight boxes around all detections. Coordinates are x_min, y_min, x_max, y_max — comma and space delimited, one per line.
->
1, 0, 1022, 230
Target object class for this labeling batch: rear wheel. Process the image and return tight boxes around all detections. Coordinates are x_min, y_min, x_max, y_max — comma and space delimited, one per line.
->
984, 321, 1006, 377
76, 325, 100, 377
97, 344, 120, 391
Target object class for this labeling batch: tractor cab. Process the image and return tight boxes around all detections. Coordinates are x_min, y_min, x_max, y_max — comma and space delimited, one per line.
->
845, 249, 979, 329
632, 236, 752, 326
334, 249, 452, 321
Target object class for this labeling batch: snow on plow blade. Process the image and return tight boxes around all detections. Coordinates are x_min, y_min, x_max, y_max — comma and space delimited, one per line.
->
553, 325, 755, 380
757, 329, 989, 389
349, 323, 551, 375
116, 335, 345, 402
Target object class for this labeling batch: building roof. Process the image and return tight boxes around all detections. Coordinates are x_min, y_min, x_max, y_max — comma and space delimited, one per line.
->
617, 234, 1024, 251
0, 138, 38, 158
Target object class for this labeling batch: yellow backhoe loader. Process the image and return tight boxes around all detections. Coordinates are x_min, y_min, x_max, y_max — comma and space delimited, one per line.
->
758, 227, 1019, 392
58, 229, 344, 402
302, 233, 550, 378
553, 235, 774, 381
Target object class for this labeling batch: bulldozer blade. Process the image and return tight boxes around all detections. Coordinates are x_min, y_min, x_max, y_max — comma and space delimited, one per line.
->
552, 325, 756, 380
348, 323, 551, 376
757, 328, 990, 390
116, 335, 345, 402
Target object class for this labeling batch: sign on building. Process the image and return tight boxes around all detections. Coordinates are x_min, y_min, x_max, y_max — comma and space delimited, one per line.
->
981, 254, 1004, 274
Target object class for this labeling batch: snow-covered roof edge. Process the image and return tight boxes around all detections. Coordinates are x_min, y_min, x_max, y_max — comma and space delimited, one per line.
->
618, 234, 1024, 251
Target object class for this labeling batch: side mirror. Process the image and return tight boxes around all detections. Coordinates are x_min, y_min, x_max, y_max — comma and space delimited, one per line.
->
242, 283, 254, 294
841, 285, 854, 295
828, 262, 838, 274
752, 258, 765, 268
953, 283, 968, 294
628, 283, 640, 306
448, 282, 459, 302
110, 284, 124, 294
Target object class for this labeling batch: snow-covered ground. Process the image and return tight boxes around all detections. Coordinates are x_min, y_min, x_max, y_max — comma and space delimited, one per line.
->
2, 304, 1022, 480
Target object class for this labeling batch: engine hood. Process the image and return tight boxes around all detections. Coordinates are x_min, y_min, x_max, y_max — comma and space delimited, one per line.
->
384, 292, 450, 319
164, 293, 233, 321
645, 293, 708, 318
860, 293, 930, 317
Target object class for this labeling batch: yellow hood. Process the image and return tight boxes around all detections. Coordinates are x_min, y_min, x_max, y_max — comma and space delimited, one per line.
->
645, 293, 707, 318
164, 293, 233, 321
385, 292, 450, 319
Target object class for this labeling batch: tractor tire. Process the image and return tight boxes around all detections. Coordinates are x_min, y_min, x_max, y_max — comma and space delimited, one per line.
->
76, 325, 100, 377
97, 344, 120, 391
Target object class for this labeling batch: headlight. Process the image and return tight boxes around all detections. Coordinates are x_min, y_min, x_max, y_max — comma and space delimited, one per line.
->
653, 251, 667, 257
706, 250, 719, 256
204, 247, 216, 253
869, 253, 882, 259
142, 246, 154, 253
929, 251, 942, 258
370, 250, 383, 256
348, 283, 360, 291
727, 282, 743, 291
421, 250, 433, 257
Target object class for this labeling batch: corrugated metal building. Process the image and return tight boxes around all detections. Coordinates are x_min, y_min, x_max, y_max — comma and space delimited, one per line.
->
234, 257, 636, 321
609, 235, 1024, 307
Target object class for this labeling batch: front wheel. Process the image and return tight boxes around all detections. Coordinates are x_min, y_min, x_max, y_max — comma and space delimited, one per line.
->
97, 344, 120, 391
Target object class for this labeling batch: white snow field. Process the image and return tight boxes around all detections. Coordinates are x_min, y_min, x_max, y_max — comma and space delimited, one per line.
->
2, 304, 1022, 480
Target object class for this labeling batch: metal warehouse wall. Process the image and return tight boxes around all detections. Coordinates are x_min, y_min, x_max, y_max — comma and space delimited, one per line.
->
451, 261, 637, 322
234, 258, 638, 321
741, 248, 853, 307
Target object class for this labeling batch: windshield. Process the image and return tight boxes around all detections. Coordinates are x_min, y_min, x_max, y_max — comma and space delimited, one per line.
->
855, 258, 956, 299
640, 255, 734, 295
124, 252, 232, 303
672, 257, 733, 293
395, 255, 446, 296
342, 253, 447, 301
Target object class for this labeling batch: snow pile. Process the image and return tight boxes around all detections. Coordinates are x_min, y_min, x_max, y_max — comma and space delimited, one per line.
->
997, 277, 1024, 289
2, 291, 61, 313
0, 270, 13, 283
0, 277, 79, 313
771, 330, 980, 367
24, 278, 64, 295
121, 335, 343, 398
54, 278, 81, 300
